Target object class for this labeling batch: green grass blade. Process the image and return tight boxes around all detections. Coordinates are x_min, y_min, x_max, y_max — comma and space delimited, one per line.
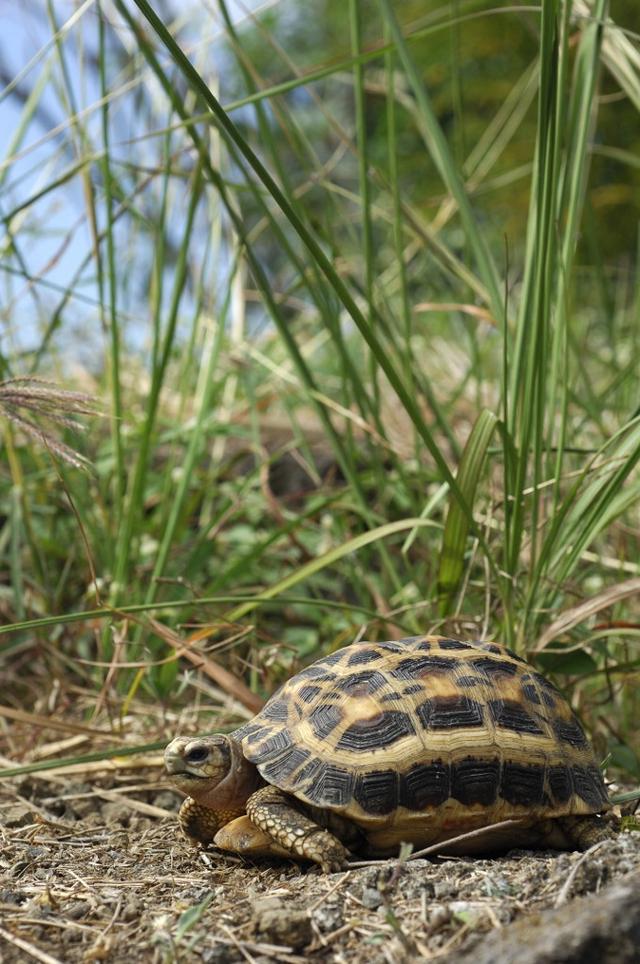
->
437, 410, 498, 615
0, 741, 166, 778
111, 158, 205, 599
377, 0, 503, 322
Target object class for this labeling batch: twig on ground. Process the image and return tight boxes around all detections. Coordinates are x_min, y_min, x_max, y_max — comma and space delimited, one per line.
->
347, 819, 525, 868
554, 840, 608, 907
0, 926, 65, 964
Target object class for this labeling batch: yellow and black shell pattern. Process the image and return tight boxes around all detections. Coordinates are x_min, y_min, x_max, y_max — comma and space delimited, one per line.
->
232, 636, 609, 830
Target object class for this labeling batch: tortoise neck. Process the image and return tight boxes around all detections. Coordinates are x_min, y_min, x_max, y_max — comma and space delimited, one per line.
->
201, 737, 263, 811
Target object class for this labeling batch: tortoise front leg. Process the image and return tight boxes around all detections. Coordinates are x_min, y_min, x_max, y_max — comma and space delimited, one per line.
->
178, 797, 245, 846
214, 814, 294, 859
245, 785, 349, 872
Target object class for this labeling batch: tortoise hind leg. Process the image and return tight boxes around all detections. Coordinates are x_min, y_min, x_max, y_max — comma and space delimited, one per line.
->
245, 785, 349, 872
556, 815, 616, 851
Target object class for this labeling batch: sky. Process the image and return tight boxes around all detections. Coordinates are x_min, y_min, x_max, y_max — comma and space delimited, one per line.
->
0, 0, 276, 366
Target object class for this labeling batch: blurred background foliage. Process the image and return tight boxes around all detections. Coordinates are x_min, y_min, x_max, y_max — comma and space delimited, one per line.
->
0, 0, 639, 780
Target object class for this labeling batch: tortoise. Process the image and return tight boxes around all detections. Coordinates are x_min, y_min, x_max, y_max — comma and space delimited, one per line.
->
164, 635, 613, 872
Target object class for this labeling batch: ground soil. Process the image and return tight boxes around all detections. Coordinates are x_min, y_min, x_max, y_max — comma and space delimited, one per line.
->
1, 769, 639, 963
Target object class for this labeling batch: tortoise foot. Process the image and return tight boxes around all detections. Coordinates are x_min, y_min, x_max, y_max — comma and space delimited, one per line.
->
246, 785, 349, 872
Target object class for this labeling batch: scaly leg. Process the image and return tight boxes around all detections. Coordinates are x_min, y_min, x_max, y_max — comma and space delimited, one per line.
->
557, 814, 616, 851
245, 785, 349, 872
178, 797, 244, 846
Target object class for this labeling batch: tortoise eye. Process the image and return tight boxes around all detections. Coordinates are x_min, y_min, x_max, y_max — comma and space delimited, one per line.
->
185, 745, 209, 765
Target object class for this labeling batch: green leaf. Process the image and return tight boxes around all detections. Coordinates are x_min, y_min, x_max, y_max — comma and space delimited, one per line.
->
175, 893, 215, 942
536, 648, 598, 676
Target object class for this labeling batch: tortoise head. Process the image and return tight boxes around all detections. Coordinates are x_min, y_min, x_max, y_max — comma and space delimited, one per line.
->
164, 734, 260, 809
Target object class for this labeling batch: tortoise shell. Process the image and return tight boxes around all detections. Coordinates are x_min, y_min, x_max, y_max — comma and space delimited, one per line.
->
232, 636, 609, 833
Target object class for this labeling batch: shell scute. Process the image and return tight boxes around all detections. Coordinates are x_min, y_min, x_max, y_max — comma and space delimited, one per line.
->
260, 698, 290, 722
439, 639, 473, 651
336, 709, 416, 751
258, 729, 294, 760
399, 761, 450, 809
391, 655, 454, 678
346, 647, 382, 666
487, 698, 545, 735
469, 656, 519, 677
335, 670, 387, 694
354, 769, 398, 815
416, 695, 485, 730
308, 703, 342, 740
298, 684, 323, 703
572, 765, 609, 809
529, 671, 562, 707
306, 762, 354, 807
552, 717, 589, 749
451, 757, 500, 806
501, 760, 546, 806
548, 764, 573, 803
261, 746, 311, 783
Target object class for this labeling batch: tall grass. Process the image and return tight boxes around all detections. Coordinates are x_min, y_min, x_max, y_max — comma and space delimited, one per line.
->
0, 0, 639, 778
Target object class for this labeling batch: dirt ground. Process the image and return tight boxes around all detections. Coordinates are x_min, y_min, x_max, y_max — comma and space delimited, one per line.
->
1, 767, 639, 964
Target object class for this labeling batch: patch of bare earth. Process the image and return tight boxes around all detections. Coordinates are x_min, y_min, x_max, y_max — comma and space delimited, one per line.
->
0, 777, 639, 963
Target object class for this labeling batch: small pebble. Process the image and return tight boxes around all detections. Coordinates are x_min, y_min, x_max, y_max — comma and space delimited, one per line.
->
428, 905, 451, 932
66, 900, 92, 920
153, 791, 180, 811
253, 904, 312, 949
3, 804, 33, 828
361, 886, 384, 909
